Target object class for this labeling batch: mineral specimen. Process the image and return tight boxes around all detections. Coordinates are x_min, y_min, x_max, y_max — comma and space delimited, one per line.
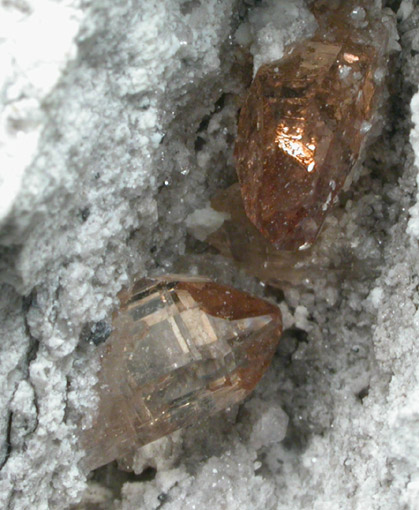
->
235, 0, 389, 250
80, 275, 282, 471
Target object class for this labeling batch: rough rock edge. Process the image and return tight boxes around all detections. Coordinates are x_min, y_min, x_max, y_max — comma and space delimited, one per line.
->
0, 0, 418, 509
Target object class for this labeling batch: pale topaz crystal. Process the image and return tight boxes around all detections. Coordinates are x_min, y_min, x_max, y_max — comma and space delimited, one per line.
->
81, 275, 282, 471
235, 0, 389, 250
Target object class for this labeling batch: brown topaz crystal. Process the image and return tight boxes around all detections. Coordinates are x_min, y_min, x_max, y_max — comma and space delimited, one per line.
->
81, 275, 282, 471
235, 0, 389, 250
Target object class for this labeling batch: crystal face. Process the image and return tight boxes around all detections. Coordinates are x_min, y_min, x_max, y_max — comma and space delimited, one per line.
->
234, 0, 388, 250
81, 275, 282, 471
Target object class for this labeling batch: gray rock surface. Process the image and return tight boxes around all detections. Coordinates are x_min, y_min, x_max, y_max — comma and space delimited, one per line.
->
0, 0, 418, 509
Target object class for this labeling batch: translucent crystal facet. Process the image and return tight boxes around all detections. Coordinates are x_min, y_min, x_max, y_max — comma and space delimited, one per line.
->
235, 0, 389, 250
206, 184, 380, 287
81, 275, 282, 471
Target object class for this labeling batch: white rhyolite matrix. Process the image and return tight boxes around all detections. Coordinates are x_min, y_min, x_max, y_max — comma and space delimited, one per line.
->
0, 0, 418, 509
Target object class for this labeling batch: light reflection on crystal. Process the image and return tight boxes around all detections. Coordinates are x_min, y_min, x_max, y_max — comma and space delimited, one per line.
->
234, 0, 389, 251
343, 52, 360, 64
275, 124, 317, 173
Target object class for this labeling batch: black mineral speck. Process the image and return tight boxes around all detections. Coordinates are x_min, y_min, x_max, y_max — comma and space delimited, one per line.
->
80, 207, 90, 221
81, 321, 112, 346
158, 492, 168, 503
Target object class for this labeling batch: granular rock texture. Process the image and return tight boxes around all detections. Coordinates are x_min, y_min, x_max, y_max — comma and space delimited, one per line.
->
0, 1, 419, 510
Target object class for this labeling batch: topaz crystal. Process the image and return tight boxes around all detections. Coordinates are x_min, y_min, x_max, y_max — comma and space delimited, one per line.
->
81, 275, 282, 471
235, 0, 389, 250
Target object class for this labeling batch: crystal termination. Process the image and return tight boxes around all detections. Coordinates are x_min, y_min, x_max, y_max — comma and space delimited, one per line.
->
234, 0, 389, 250
81, 275, 282, 471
